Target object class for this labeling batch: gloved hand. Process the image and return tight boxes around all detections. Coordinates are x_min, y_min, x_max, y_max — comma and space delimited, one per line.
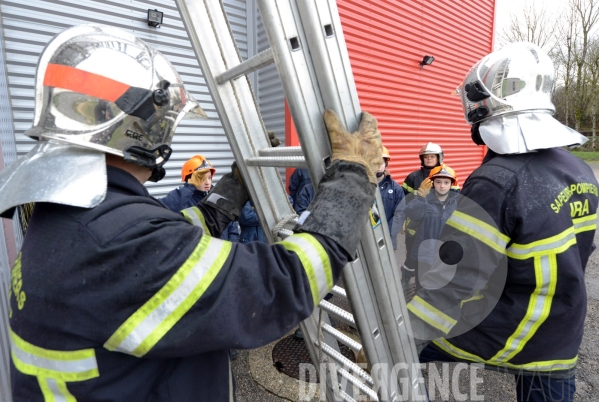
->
324, 109, 383, 184
267, 131, 281, 147
417, 179, 432, 198
201, 161, 249, 221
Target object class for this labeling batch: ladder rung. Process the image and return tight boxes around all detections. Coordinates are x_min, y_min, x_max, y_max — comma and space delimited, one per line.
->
277, 228, 294, 239
331, 285, 346, 298
321, 323, 361, 352
319, 342, 374, 386
336, 367, 379, 401
258, 145, 304, 157
318, 300, 355, 327
246, 156, 307, 168
216, 49, 274, 84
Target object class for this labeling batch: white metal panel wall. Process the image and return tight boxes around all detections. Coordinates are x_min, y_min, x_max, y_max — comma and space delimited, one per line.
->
0, 0, 248, 197
0, 13, 15, 402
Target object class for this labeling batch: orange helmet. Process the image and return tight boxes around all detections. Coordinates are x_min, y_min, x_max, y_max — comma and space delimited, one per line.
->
428, 164, 458, 186
382, 146, 391, 160
181, 155, 216, 182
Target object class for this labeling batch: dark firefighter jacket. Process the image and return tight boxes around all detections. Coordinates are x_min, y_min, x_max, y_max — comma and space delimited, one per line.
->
407, 148, 598, 377
9, 166, 352, 401
378, 172, 404, 249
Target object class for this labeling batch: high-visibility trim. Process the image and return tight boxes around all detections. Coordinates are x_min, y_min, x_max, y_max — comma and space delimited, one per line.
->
279, 233, 333, 308
38, 377, 76, 402
407, 295, 457, 334
433, 338, 577, 372
44, 64, 129, 103
460, 291, 484, 308
401, 183, 414, 193
182, 206, 210, 235
507, 228, 576, 260
446, 210, 510, 254
573, 213, 597, 234
451, 185, 460, 191
104, 235, 232, 357
10, 329, 98, 382
490, 254, 557, 363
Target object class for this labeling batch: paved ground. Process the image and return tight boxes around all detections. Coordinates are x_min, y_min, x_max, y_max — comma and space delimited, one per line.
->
232, 163, 599, 401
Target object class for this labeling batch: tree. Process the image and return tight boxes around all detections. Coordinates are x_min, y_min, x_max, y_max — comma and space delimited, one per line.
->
498, 2, 557, 51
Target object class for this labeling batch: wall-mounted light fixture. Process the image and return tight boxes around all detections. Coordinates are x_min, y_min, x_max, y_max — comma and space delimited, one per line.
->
420, 55, 435, 66
147, 9, 164, 27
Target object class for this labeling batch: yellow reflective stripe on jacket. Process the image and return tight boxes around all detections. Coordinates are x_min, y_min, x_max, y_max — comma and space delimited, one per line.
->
10, 329, 98, 381
573, 213, 597, 233
38, 377, 76, 402
433, 338, 577, 372
446, 210, 510, 254
507, 227, 577, 260
279, 233, 333, 308
490, 254, 557, 363
401, 183, 414, 193
181, 206, 210, 234
104, 235, 232, 357
407, 295, 457, 334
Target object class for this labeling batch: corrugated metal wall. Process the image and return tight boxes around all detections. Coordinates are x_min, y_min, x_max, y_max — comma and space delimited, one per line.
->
0, 0, 253, 197
337, 0, 494, 184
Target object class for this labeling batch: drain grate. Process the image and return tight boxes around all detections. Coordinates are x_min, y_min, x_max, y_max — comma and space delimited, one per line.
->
272, 335, 356, 382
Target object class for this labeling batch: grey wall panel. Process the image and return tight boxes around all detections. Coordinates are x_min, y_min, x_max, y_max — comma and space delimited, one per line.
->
0, 0, 248, 198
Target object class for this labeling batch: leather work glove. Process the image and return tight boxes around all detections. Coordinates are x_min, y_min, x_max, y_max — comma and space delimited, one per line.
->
324, 109, 383, 184
267, 131, 281, 147
417, 178, 432, 198
201, 161, 249, 221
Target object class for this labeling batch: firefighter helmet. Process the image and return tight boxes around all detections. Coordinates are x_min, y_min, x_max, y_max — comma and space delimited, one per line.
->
428, 164, 458, 186
456, 42, 554, 124
24, 24, 207, 182
181, 155, 216, 182
419, 142, 443, 165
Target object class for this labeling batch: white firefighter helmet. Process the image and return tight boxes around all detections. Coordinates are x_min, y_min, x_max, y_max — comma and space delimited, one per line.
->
456, 42, 586, 154
419, 142, 443, 165
0, 24, 206, 215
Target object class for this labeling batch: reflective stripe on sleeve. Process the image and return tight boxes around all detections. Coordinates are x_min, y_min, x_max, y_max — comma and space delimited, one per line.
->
104, 235, 232, 357
433, 338, 577, 372
490, 254, 557, 363
10, 328, 98, 382
573, 213, 597, 234
401, 183, 414, 193
446, 210, 510, 254
407, 295, 457, 334
507, 227, 577, 260
279, 233, 333, 308
181, 206, 210, 234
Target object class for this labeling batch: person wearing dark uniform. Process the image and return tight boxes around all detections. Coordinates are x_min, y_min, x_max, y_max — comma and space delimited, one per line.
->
407, 42, 597, 402
0, 25, 383, 401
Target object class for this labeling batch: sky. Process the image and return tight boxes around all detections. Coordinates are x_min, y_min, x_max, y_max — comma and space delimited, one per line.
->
494, 0, 569, 48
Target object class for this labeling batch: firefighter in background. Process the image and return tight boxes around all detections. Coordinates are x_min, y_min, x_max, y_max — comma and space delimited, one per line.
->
160, 155, 240, 243
376, 146, 404, 250
394, 143, 461, 284
408, 42, 597, 402
0, 25, 382, 401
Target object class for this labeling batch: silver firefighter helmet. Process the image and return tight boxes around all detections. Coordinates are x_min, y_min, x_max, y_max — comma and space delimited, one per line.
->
456, 42, 587, 154
456, 42, 554, 124
0, 24, 206, 216
419, 142, 443, 165
26, 23, 206, 180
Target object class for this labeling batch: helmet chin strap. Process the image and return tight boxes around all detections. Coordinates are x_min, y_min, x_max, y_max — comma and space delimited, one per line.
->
471, 123, 486, 146
123, 144, 172, 182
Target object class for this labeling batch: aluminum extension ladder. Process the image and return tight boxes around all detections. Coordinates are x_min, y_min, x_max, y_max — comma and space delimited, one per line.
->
174, 1, 426, 400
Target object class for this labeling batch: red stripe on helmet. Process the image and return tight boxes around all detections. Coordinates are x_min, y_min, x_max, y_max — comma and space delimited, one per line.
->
44, 64, 130, 102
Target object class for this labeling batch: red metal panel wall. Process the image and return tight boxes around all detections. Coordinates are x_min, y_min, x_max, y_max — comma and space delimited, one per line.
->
337, 0, 495, 184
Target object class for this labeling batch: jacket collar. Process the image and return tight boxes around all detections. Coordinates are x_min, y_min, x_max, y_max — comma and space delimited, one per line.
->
106, 166, 151, 197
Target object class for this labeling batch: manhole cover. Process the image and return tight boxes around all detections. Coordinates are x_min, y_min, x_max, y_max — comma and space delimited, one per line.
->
272, 335, 356, 382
